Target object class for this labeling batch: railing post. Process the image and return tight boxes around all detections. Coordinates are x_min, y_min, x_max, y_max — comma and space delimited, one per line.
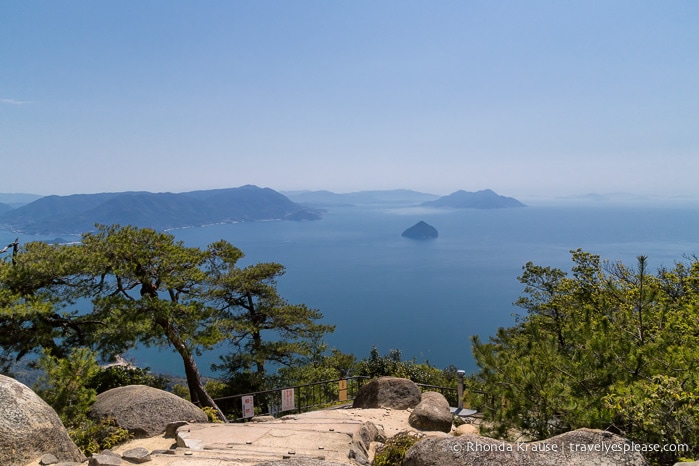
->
456, 369, 466, 410
338, 379, 347, 402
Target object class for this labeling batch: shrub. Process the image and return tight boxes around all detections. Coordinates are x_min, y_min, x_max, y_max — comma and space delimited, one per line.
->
372, 431, 420, 466
89, 365, 169, 393
33, 347, 100, 425
201, 405, 224, 423
69, 418, 132, 455
604, 375, 699, 465
171, 383, 191, 401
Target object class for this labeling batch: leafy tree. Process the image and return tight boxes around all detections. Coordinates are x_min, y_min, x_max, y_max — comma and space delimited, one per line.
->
0, 225, 333, 422
470, 249, 699, 464
0, 240, 95, 372
34, 347, 101, 424
273, 331, 356, 387
89, 365, 169, 394
0, 226, 228, 419
604, 375, 699, 466
356, 346, 458, 394
205, 240, 335, 390
72, 225, 227, 420
32, 348, 132, 455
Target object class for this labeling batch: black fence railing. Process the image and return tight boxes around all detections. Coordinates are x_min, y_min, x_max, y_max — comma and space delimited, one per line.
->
213, 377, 463, 422
213, 376, 370, 421
415, 382, 459, 406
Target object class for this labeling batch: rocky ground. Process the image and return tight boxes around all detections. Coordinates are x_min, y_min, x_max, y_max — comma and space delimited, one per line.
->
24, 407, 478, 466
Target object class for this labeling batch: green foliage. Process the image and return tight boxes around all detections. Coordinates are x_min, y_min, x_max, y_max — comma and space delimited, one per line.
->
275, 342, 357, 386
33, 347, 100, 425
470, 250, 699, 464
201, 406, 224, 423
203, 378, 229, 399
89, 365, 169, 393
0, 241, 90, 370
32, 349, 133, 455
372, 431, 420, 466
604, 375, 699, 466
1, 225, 334, 423
357, 346, 457, 387
205, 240, 334, 384
171, 383, 191, 401
69, 418, 132, 455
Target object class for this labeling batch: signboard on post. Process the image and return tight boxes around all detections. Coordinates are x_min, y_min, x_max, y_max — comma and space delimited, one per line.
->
242, 395, 254, 419
281, 388, 295, 412
338, 379, 348, 402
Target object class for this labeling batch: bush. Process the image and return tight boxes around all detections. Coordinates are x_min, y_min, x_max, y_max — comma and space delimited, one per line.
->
33, 347, 100, 425
171, 383, 191, 401
373, 431, 420, 466
470, 251, 699, 465
604, 375, 699, 465
201, 406, 224, 423
69, 418, 132, 455
89, 365, 169, 393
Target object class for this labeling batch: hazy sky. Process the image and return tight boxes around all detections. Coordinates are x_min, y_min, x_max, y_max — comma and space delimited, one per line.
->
2, 1, 698, 198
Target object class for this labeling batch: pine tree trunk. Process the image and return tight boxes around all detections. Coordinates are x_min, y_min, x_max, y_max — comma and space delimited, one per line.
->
158, 318, 227, 422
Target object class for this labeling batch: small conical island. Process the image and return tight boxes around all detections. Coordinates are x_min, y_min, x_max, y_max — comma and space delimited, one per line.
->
401, 220, 438, 240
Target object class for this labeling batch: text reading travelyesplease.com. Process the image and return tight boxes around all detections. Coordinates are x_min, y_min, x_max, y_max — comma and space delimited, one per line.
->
445, 440, 689, 455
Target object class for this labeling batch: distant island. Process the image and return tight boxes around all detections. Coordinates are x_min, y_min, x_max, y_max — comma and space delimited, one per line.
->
0, 185, 321, 235
283, 188, 528, 209
422, 189, 526, 209
0, 187, 527, 235
283, 189, 440, 207
402, 221, 438, 240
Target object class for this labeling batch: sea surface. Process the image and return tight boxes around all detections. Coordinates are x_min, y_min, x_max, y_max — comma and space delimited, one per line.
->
4, 202, 699, 377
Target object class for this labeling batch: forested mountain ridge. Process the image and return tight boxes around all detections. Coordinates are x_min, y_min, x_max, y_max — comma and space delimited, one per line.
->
422, 189, 526, 209
0, 185, 321, 234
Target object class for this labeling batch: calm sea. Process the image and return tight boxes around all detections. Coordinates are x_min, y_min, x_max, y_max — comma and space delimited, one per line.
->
4, 202, 699, 377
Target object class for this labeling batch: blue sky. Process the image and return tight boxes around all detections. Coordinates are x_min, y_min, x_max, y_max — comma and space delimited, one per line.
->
2, 1, 698, 198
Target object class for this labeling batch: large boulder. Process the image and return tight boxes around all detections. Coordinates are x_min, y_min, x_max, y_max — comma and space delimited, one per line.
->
352, 377, 422, 410
0, 374, 85, 466
88, 384, 208, 437
403, 428, 649, 466
350, 421, 386, 465
408, 391, 453, 433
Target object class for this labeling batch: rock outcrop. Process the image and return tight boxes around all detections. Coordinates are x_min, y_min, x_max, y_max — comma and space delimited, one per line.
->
403, 428, 649, 466
401, 221, 438, 240
350, 421, 386, 465
352, 377, 422, 410
408, 391, 453, 433
0, 374, 85, 466
88, 384, 208, 438
122, 447, 152, 463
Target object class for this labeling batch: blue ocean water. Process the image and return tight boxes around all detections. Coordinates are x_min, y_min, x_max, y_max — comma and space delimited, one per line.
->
4, 203, 699, 376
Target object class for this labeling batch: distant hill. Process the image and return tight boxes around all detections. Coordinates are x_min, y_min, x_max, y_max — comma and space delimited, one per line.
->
0, 193, 43, 208
422, 189, 526, 209
284, 189, 440, 206
0, 203, 12, 215
0, 185, 321, 234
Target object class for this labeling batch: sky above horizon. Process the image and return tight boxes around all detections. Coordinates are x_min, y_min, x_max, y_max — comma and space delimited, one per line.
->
2, 1, 699, 199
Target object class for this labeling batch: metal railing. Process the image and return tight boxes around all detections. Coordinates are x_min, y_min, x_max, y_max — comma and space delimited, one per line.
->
213, 376, 370, 421
415, 382, 459, 406
213, 376, 465, 422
